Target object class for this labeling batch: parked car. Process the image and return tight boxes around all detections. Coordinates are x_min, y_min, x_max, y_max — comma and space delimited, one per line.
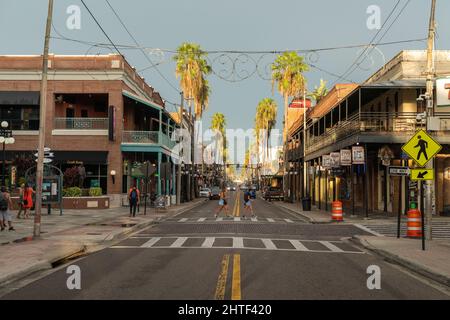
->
209, 187, 221, 200
263, 187, 284, 201
199, 188, 211, 198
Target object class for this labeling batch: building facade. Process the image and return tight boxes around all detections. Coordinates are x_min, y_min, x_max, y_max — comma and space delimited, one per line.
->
0, 54, 181, 206
287, 50, 450, 216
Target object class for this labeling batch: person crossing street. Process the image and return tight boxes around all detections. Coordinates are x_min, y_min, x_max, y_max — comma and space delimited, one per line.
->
128, 185, 140, 217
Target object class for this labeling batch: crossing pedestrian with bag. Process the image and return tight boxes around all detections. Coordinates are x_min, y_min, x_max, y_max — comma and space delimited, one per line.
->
215, 187, 230, 218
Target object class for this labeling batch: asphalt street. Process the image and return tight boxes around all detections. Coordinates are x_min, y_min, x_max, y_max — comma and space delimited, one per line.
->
3, 191, 449, 300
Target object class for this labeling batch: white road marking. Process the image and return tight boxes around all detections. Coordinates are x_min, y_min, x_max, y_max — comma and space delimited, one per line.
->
170, 237, 188, 248
319, 241, 344, 252
234, 217, 241, 222
179, 218, 188, 222
216, 217, 223, 222
353, 223, 384, 237
202, 237, 215, 248
261, 238, 277, 250
284, 219, 294, 223
198, 218, 206, 222
289, 240, 309, 251
267, 218, 275, 222
233, 237, 244, 248
140, 237, 161, 248
251, 217, 258, 222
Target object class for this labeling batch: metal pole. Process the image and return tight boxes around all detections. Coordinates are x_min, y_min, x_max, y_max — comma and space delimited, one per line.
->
2, 142, 5, 187
144, 162, 148, 215
303, 89, 307, 199
424, 0, 436, 241
420, 181, 426, 250
34, 0, 53, 237
397, 160, 403, 238
176, 92, 183, 205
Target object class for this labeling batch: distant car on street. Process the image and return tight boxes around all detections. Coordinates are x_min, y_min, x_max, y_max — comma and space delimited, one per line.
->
263, 186, 284, 201
199, 188, 211, 198
240, 184, 249, 191
209, 187, 221, 200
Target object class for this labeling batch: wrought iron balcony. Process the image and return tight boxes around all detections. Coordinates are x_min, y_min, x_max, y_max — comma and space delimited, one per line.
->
122, 131, 177, 149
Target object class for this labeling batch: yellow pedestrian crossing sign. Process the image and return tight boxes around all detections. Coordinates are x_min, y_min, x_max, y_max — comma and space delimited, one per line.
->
410, 168, 434, 181
401, 130, 442, 167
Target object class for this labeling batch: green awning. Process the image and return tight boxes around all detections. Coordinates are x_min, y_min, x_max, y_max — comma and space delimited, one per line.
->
122, 90, 162, 111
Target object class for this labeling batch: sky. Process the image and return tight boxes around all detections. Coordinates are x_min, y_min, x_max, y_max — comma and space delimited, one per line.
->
1, 0, 450, 134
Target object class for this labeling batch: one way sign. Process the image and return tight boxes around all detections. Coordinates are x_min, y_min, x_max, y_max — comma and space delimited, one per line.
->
410, 168, 434, 181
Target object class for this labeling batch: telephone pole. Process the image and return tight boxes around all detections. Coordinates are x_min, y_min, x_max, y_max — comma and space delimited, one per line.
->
424, 0, 436, 240
176, 92, 184, 205
34, 0, 54, 237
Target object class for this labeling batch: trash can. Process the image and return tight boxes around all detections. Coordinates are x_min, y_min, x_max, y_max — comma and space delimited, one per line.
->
302, 197, 311, 211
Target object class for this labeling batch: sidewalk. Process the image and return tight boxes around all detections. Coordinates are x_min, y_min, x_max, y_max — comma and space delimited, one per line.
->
0, 198, 207, 287
273, 201, 450, 225
353, 236, 450, 287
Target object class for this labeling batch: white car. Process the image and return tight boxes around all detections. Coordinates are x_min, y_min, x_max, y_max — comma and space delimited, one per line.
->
199, 188, 211, 198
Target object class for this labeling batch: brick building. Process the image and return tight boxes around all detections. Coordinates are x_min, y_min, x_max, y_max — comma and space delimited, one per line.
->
0, 54, 180, 207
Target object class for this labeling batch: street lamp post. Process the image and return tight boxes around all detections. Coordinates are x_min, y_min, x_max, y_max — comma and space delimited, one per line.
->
0, 121, 15, 187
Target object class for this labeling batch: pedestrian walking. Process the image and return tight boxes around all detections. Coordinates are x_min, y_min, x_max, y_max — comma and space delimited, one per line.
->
22, 183, 35, 219
0, 186, 15, 231
242, 190, 255, 219
414, 135, 429, 160
128, 185, 140, 217
16, 183, 25, 219
215, 187, 230, 218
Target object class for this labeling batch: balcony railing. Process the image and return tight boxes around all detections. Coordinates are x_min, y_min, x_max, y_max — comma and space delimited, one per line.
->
305, 112, 438, 153
54, 117, 108, 130
122, 131, 177, 149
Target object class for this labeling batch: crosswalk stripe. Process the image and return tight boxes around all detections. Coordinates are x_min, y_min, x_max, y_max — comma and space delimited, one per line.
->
216, 217, 223, 222
261, 238, 277, 250
198, 218, 206, 222
170, 237, 188, 247
140, 237, 161, 248
202, 237, 215, 248
319, 241, 344, 252
234, 217, 241, 222
267, 218, 275, 222
284, 219, 294, 223
289, 240, 309, 251
179, 218, 188, 222
233, 237, 244, 248
251, 217, 258, 222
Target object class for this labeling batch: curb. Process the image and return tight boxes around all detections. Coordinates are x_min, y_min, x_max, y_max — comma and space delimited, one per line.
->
0, 199, 208, 288
351, 235, 450, 288
270, 201, 332, 224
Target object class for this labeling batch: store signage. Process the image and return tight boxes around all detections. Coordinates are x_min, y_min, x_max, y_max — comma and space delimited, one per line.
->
352, 146, 365, 164
322, 155, 332, 168
340, 149, 352, 166
388, 166, 409, 176
289, 98, 312, 109
330, 152, 340, 167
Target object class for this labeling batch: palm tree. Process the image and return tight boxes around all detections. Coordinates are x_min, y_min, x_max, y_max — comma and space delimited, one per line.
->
210, 112, 227, 165
271, 51, 308, 199
255, 98, 277, 160
308, 79, 328, 104
174, 42, 212, 120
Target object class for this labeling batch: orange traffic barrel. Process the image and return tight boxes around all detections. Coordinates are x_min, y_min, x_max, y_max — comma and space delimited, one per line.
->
407, 208, 422, 238
331, 200, 344, 221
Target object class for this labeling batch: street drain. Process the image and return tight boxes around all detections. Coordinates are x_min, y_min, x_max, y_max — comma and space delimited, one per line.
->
51, 248, 87, 268
86, 232, 102, 235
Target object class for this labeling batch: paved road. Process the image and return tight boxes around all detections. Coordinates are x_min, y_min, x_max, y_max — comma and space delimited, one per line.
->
3, 191, 449, 299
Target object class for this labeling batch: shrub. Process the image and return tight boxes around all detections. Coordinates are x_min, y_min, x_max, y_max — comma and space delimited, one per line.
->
89, 187, 102, 197
63, 166, 80, 188
64, 187, 82, 197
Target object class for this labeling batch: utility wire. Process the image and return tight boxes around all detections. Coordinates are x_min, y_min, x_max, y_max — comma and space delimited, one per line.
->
104, 0, 180, 94
331, 0, 402, 86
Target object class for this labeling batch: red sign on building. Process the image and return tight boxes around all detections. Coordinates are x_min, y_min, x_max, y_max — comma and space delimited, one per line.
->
289, 98, 312, 108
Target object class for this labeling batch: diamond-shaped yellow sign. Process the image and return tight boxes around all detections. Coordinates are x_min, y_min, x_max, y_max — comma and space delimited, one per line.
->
402, 130, 442, 167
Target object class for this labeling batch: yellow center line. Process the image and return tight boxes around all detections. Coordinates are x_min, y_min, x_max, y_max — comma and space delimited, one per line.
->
231, 254, 241, 300
232, 191, 238, 216
214, 254, 230, 300
235, 192, 241, 217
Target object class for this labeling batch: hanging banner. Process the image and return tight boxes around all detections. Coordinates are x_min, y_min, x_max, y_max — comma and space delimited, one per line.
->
330, 152, 340, 167
352, 146, 365, 164
340, 149, 352, 166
